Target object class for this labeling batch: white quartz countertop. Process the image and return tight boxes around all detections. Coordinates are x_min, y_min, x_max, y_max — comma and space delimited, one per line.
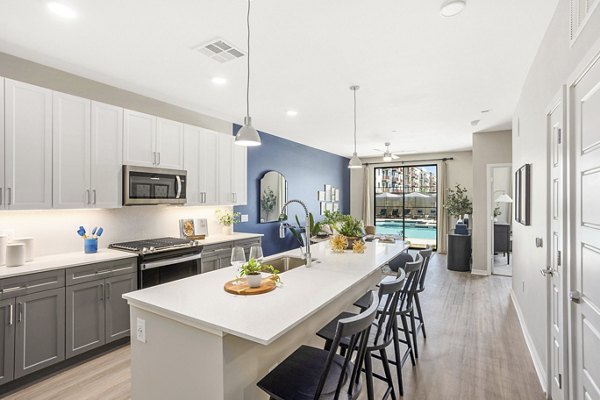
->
123, 239, 408, 345
0, 249, 138, 279
197, 232, 263, 246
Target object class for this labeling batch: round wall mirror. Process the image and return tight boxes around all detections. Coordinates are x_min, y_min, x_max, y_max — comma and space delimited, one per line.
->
259, 171, 287, 223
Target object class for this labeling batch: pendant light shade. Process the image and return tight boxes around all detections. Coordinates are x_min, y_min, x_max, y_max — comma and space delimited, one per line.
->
348, 85, 363, 169
235, 0, 261, 147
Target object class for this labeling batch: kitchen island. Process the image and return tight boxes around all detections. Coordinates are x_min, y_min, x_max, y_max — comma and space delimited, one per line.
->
123, 239, 408, 400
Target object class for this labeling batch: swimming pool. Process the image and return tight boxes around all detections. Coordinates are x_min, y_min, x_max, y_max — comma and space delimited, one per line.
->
376, 221, 437, 240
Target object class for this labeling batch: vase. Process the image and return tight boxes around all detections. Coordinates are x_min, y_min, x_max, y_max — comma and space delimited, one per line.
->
222, 225, 233, 235
246, 273, 262, 288
345, 237, 359, 250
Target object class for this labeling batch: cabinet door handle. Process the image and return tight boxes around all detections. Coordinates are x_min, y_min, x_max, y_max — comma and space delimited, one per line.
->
0, 187, 2, 206
92, 189, 97, 205
157, 152, 161, 165
8, 304, 13, 326
99, 283, 104, 301
7, 188, 12, 206
86, 189, 90, 205
153, 152, 157, 165
17, 302, 22, 323
106, 282, 111, 300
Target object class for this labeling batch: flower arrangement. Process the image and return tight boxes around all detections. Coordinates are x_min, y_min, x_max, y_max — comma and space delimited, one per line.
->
493, 206, 502, 218
216, 209, 241, 227
444, 184, 473, 219
330, 235, 348, 253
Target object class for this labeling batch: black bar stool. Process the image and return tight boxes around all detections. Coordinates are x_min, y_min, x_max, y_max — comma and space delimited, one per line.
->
257, 292, 379, 400
413, 248, 433, 343
353, 258, 423, 396
316, 273, 406, 400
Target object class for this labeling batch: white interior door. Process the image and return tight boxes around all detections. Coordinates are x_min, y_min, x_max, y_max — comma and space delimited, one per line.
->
4, 79, 53, 210
571, 49, 600, 400
545, 88, 566, 400
156, 118, 183, 170
52, 92, 91, 209
90, 101, 123, 208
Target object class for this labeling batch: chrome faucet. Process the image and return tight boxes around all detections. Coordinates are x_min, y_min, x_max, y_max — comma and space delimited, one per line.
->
278, 199, 312, 267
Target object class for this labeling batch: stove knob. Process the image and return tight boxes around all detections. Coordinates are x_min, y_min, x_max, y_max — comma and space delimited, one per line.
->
193, 240, 201, 246
149, 246, 156, 253
142, 247, 148, 254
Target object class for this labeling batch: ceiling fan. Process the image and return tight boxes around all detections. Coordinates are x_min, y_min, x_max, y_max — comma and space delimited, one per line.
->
374, 142, 402, 162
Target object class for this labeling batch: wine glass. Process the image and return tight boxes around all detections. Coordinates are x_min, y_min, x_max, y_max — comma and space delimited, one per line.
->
249, 245, 263, 262
230, 247, 246, 285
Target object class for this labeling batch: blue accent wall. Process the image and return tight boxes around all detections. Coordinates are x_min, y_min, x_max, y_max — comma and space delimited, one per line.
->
233, 126, 350, 256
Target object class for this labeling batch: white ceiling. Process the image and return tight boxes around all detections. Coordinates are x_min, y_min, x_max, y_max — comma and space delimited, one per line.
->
0, 0, 558, 157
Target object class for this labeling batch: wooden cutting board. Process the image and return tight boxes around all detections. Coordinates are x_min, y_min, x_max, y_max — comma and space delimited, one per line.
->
224, 277, 277, 295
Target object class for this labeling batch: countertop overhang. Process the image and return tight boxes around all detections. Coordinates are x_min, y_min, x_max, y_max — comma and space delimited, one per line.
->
123, 239, 408, 345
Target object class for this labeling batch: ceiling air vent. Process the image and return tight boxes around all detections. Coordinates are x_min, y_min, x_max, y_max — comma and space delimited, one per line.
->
192, 38, 245, 63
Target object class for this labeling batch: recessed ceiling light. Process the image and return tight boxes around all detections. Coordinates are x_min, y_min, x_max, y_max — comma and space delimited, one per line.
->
47, 2, 78, 19
211, 77, 227, 85
440, 0, 466, 17
286, 110, 298, 117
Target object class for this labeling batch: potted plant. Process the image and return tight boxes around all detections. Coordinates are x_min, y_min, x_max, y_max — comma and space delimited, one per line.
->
493, 206, 502, 222
239, 258, 281, 288
287, 213, 324, 246
216, 209, 241, 235
336, 215, 364, 249
444, 184, 473, 223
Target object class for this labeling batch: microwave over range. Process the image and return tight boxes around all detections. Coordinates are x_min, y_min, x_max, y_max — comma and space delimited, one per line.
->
123, 165, 187, 206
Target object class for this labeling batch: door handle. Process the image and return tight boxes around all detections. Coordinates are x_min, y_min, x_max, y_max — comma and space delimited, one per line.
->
17, 302, 22, 323
86, 189, 90, 205
176, 175, 182, 199
92, 189, 97, 205
153, 152, 157, 165
0, 187, 2, 206
106, 282, 111, 300
569, 290, 582, 304
8, 304, 13, 326
157, 152, 161, 165
7, 188, 12, 206
540, 266, 554, 277
99, 283, 104, 301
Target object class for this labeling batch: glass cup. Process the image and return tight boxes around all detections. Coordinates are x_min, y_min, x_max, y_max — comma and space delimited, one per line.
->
249, 245, 263, 262
230, 246, 246, 285
84, 238, 98, 254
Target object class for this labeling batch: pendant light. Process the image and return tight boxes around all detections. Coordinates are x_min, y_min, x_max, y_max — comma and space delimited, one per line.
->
235, 0, 261, 146
348, 85, 363, 169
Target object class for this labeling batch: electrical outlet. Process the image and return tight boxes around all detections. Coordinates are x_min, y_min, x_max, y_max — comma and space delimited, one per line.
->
136, 318, 146, 343
241, 214, 249, 222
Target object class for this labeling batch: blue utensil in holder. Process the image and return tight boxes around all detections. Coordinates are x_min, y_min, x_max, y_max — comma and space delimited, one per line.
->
84, 238, 98, 254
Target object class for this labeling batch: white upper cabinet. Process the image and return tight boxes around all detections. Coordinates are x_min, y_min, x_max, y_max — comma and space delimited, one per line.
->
232, 144, 247, 205
156, 118, 184, 170
52, 92, 91, 209
123, 110, 156, 168
4, 79, 53, 210
217, 134, 234, 205
123, 110, 183, 170
53, 94, 123, 209
184, 125, 220, 206
90, 102, 123, 208
0, 78, 4, 208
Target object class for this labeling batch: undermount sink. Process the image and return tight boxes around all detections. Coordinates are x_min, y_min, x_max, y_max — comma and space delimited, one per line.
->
266, 256, 311, 272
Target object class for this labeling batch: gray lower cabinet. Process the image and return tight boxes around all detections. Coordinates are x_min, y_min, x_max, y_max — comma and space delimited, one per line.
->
105, 274, 135, 343
199, 238, 262, 274
14, 287, 65, 379
0, 299, 15, 385
66, 273, 135, 359
200, 256, 220, 273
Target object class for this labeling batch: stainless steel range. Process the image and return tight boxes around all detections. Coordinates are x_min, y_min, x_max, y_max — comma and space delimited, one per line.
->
109, 237, 203, 289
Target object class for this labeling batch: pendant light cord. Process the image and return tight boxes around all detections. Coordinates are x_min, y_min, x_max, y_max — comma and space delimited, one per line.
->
246, 0, 251, 119
353, 88, 357, 153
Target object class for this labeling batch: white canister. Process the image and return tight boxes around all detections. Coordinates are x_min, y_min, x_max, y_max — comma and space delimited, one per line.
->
11, 237, 34, 262
6, 243, 26, 268
0, 234, 7, 266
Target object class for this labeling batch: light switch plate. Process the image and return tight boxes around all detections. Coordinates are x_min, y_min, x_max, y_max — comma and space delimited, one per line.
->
536, 238, 543, 248
241, 214, 249, 222
136, 318, 146, 343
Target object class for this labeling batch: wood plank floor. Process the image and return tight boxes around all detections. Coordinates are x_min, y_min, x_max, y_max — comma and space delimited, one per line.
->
1, 253, 545, 400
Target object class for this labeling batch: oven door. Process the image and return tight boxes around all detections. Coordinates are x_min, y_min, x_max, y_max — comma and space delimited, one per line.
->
123, 165, 187, 205
139, 252, 201, 288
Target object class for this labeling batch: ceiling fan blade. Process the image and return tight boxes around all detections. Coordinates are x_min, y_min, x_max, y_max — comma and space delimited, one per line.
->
391, 154, 400, 160
373, 148, 385, 153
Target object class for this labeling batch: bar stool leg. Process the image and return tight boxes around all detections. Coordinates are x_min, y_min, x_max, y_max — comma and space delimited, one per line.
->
392, 323, 404, 397
410, 309, 419, 359
400, 314, 416, 366
415, 293, 427, 339
364, 352, 375, 400
380, 349, 397, 400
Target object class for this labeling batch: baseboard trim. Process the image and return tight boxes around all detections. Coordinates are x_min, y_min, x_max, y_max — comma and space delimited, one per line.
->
510, 290, 547, 394
470, 269, 489, 276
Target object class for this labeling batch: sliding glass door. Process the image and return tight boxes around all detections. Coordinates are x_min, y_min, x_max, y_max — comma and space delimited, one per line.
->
374, 165, 438, 249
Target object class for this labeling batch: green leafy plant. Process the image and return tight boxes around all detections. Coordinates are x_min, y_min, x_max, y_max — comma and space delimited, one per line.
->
322, 210, 345, 226
288, 213, 322, 246
260, 186, 277, 220
240, 258, 281, 284
493, 206, 502, 218
444, 184, 473, 219
336, 215, 364, 238
216, 209, 241, 226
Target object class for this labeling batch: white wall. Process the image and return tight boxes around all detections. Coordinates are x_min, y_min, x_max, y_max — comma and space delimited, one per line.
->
0, 206, 232, 257
471, 130, 512, 273
512, 0, 600, 386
